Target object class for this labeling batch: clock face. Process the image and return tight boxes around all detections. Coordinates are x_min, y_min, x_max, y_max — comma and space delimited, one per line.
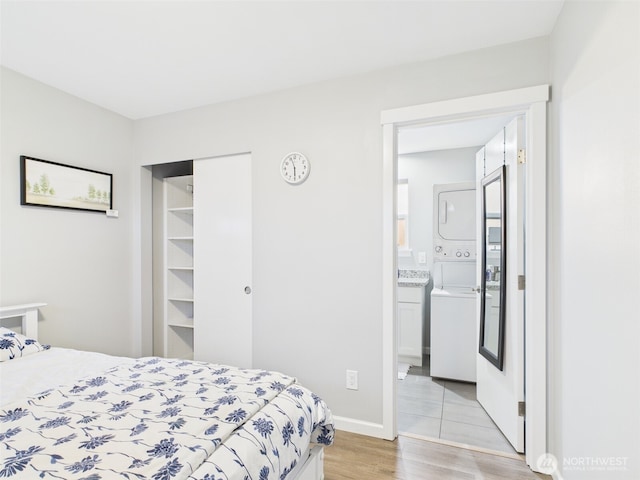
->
280, 152, 310, 184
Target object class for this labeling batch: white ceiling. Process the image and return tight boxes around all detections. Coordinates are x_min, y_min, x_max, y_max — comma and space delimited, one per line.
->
398, 113, 519, 154
0, 1, 564, 120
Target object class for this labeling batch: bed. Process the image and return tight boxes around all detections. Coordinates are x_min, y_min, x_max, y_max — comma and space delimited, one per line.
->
0, 304, 334, 479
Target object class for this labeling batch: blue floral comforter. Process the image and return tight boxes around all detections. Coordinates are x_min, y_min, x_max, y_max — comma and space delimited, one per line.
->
0, 357, 334, 479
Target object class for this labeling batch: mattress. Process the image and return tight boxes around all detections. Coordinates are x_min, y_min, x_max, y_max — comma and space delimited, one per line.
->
0, 347, 334, 479
0, 348, 134, 406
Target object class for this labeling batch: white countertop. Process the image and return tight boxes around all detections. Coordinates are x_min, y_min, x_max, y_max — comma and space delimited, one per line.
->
397, 269, 430, 288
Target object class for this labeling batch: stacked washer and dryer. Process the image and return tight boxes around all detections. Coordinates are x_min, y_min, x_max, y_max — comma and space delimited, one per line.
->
430, 182, 477, 383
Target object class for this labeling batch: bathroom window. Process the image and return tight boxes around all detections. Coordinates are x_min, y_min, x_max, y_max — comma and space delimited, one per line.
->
397, 180, 409, 250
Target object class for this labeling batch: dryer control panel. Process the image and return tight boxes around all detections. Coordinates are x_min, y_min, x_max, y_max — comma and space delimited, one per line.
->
434, 243, 476, 261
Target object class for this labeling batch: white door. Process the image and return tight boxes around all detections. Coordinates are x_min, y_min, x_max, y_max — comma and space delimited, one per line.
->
193, 153, 252, 368
476, 117, 525, 453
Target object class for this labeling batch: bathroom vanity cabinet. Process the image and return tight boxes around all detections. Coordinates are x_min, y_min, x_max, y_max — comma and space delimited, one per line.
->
397, 285, 425, 367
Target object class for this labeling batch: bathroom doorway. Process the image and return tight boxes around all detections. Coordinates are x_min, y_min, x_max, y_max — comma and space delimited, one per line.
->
395, 118, 517, 455
381, 86, 549, 471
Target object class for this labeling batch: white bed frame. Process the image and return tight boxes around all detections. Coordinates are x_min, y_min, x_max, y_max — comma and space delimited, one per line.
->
0, 303, 46, 338
290, 445, 325, 480
0, 302, 327, 480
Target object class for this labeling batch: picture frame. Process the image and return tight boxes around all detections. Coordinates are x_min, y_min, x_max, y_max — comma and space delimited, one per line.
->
20, 155, 113, 213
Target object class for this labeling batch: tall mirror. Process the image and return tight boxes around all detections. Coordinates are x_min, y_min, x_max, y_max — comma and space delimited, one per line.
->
479, 165, 506, 370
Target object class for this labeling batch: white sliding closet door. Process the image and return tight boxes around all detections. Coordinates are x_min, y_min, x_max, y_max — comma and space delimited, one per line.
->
193, 153, 252, 367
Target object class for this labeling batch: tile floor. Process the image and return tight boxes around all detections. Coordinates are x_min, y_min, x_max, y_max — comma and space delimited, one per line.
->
397, 355, 516, 454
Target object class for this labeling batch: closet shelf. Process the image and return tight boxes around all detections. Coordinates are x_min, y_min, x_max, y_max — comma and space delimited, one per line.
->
168, 297, 194, 303
168, 321, 195, 329
168, 207, 194, 214
164, 174, 194, 360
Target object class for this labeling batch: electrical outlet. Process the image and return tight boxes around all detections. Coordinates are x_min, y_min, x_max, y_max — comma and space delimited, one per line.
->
346, 370, 358, 390
418, 251, 427, 264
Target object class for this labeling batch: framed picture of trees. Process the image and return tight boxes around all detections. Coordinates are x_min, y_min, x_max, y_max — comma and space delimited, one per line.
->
20, 156, 113, 213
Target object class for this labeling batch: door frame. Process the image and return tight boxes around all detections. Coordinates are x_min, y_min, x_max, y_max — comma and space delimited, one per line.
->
380, 85, 549, 471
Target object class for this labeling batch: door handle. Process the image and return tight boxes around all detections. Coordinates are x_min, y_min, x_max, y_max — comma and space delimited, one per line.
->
244, 286, 252, 294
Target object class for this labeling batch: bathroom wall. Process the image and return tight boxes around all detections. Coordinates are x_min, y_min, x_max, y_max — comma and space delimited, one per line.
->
397, 146, 478, 352
397, 146, 478, 272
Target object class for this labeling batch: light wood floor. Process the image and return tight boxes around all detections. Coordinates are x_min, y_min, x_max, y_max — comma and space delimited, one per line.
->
324, 431, 551, 480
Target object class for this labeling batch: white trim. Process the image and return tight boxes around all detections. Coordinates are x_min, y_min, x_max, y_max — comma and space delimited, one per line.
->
381, 85, 549, 471
333, 416, 386, 439
399, 431, 523, 461
381, 85, 549, 126
131, 164, 153, 358
137, 166, 154, 358
381, 123, 397, 441
524, 100, 547, 467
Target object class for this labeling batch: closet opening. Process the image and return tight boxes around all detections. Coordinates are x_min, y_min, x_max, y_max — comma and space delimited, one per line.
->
151, 160, 193, 358
139, 153, 253, 367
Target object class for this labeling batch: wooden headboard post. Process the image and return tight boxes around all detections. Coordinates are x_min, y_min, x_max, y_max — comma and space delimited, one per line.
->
0, 303, 47, 339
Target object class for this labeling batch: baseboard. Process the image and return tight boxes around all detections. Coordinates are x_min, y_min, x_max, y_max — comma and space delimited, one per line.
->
332, 416, 386, 439
551, 468, 563, 480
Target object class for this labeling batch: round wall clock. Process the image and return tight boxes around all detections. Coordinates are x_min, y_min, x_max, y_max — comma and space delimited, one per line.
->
280, 152, 310, 184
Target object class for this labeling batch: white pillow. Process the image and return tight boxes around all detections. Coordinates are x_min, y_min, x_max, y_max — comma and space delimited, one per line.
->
0, 327, 50, 361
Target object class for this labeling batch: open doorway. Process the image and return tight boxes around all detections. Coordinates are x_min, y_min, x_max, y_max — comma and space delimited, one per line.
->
395, 114, 519, 455
381, 86, 549, 472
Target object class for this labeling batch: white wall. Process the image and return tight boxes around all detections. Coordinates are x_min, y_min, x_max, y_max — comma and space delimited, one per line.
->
398, 147, 478, 271
134, 37, 549, 427
549, 2, 640, 479
0, 68, 136, 356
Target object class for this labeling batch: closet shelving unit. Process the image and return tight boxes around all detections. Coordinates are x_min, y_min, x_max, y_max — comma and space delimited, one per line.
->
163, 175, 194, 359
